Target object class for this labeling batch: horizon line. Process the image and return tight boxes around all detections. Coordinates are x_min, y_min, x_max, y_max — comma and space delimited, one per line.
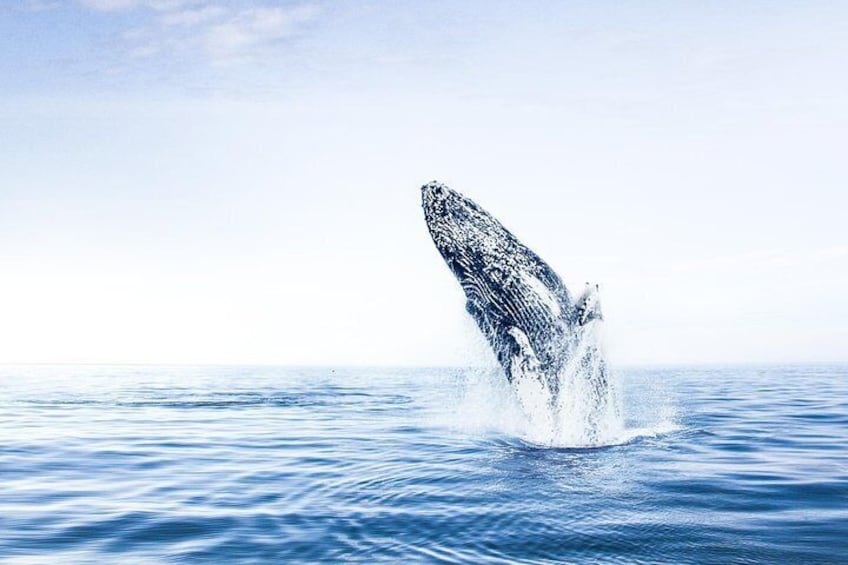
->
1, 361, 846, 369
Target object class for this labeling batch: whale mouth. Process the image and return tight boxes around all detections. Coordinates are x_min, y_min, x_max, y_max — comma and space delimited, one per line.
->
420, 180, 495, 277
421, 181, 464, 232
421, 180, 450, 202
421, 180, 483, 223
421, 181, 469, 274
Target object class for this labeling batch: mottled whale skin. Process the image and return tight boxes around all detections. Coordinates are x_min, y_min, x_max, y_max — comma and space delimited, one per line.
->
421, 181, 603, 408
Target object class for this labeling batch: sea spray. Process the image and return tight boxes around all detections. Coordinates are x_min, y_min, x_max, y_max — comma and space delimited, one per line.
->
509, 320, 622, 447
551, 322, 624, 446
444, 322, 640, 447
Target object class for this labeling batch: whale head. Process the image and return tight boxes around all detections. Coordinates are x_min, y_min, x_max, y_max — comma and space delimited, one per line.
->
421, 181, 574, 378
421, 181, 502, 280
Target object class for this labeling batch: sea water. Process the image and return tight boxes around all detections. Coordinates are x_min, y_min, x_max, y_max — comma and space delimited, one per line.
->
1, 364, 846, 563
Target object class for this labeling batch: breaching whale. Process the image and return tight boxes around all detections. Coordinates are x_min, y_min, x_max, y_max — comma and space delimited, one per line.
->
421, 181, 609, 426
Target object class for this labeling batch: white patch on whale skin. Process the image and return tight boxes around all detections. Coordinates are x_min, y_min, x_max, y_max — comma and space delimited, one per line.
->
507, 326, 555, 439
519, 272, 561, 317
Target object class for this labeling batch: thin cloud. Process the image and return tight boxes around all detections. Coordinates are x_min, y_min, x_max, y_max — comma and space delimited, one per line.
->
80, 0, 204, 11
203, 5, 318, 63
25, 0, 62, 11
77, 0, 319, 65
160, 5, 227, 27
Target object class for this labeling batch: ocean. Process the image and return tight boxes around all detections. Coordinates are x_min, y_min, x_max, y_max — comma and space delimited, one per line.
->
1, 365, 846, 563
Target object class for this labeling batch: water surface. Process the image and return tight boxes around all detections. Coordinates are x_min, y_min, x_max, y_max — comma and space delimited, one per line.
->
1, 365, 846, 563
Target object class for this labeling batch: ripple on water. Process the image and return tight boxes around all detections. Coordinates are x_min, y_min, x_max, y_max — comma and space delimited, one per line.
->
0, 365, 846, 563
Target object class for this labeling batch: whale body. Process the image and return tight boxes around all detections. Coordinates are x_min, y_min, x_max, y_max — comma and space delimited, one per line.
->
421, 181, 607, 421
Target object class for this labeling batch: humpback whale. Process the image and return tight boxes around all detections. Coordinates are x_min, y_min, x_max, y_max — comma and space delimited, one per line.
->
421, 181, 609, 427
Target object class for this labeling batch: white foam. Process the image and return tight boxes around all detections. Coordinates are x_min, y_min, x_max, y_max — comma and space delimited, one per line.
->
438, 323, 678, 449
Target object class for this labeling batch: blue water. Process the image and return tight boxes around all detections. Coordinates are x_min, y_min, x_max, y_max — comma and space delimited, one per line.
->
1, 365, 846, 563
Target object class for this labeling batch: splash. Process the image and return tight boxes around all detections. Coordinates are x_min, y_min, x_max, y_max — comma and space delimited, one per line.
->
522, 322, 625, 447
444, 323, 676, 448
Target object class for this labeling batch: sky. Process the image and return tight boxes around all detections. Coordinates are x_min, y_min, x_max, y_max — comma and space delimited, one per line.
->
1, 1, 846, 366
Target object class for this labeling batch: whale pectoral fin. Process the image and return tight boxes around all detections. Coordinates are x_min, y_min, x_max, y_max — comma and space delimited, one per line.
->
506, 327, 555, 423
506, 327, 541, 377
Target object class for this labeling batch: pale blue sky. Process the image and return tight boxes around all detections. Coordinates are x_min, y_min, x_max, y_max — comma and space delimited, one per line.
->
1, 1, 846, 364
